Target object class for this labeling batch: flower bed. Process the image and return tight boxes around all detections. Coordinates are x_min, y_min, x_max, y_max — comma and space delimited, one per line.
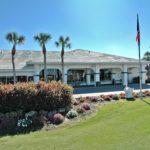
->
1, 87, 150, 136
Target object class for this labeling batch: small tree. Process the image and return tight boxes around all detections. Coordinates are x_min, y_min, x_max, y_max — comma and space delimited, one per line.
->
6, 32, 25, 83
143, 51, 150, 61
143, 51, 150, 79
55, 36, 71, 83
34, 33, 51, 82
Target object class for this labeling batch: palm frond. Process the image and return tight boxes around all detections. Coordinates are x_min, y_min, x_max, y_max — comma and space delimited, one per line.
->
12, 32, 18, 43
59, 36, 64, 43
6, 33, 14, 42
17, 36, 25, 44
55, 42, 60, 47
65, 37, 70, 43
66, 43, 71, 49
34, 35, 42, 46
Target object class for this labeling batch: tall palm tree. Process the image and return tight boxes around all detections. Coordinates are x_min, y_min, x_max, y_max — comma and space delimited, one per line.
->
6, 32, 25, 84
34, 33, 51, 82
55, 36, 71, 83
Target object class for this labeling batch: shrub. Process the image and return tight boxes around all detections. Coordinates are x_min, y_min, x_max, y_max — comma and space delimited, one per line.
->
0, 117, 17, 135
32, 116, 48, 127
25, 111, 38, 120
52, 113, 64, 124
79, 97, 85, 103
76, 107, 85, 114
90, 96, 98, 102
133, 92, 139, 98
108, 94, 114, 98
66, 110, 78, 119
17, 117, 32, 128
82, 103, 90, 110
39, 110, 48, 117
112, 94, 119, 100
0, 81, 73, 113
144, 90, 150, 96
120, 92, 126, 99
103, 95, 111, 101
97, 97, 104, 102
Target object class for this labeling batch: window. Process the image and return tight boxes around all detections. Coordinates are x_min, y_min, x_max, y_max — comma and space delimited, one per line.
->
40, 69, 61, 81
100, 69, 112, 80
67, 70, 86, 83
0, 76, 6, 84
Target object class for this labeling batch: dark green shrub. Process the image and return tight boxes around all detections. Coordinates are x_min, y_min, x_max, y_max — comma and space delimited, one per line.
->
0, 117, 17, 135
32, 116, 48, 127
66, 110, 78, 119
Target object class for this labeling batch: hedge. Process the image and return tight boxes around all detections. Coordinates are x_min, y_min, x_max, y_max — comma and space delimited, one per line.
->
0, 81, 73, 113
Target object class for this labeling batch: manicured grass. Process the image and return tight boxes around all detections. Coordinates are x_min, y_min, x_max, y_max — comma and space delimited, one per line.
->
1, 99, 150, 150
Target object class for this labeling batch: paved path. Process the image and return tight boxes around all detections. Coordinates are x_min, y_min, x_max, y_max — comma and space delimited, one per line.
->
73, 84, 150, 98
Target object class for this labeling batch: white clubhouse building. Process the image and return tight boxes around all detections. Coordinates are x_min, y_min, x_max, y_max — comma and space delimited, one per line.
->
0, 49, 148, 86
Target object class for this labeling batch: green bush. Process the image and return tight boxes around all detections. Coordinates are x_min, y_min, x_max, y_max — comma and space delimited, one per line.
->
66, 110, 78, 119
0, 81, 73, 113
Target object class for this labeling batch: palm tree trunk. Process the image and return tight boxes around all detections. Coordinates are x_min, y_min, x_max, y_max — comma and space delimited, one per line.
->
12, 44, 16, 84
61, 47, 64, 83
43, 45, 47, 82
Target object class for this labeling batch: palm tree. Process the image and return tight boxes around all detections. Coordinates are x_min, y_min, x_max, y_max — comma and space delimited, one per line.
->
143, 51, 150, 61
6, 32, 25, 84
55, 36, 71, 83
34, 33, 51, 82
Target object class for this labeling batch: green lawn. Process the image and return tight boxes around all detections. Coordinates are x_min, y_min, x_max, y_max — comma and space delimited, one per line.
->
1, 99, 150, 150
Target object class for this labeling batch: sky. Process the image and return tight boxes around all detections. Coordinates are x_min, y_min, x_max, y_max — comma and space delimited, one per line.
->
0, 0, 150, 59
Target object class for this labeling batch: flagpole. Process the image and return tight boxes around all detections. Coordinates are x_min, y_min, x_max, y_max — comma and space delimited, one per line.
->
138, 41, 142, 99
137, 14, 142, 99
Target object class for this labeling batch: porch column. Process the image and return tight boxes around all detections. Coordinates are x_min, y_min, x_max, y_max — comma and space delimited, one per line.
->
86, 69, 91, 85
142, 65, 146, 84
34, 65, 40, 83
95, 65, 100, 86
26, 75, 28, 82
123, 65, 128, 86
64, 67, 68, 84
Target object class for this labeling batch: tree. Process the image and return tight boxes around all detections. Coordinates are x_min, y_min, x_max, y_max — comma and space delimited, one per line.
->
143, 51, 150, 61
55, 36, 71, 83
34, 33, 51, 82
143, 51, 150, 80
6, 32, 25, 83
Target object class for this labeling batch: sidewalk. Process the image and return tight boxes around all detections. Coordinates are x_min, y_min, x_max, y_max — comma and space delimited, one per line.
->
73, 84, 150, 98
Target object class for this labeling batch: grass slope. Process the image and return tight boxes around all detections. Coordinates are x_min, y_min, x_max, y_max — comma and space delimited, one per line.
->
1, 99, 150, 150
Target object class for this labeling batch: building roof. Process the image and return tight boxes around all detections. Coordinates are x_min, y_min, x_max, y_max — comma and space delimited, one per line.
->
0, 49, 148, 69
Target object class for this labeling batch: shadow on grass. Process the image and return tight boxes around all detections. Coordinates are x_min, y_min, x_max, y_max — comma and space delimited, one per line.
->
141, 99, 150, 106
126, 98, 136, 101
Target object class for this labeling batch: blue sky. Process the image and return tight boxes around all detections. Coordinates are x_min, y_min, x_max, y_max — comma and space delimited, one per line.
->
0, 0, 150, 58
